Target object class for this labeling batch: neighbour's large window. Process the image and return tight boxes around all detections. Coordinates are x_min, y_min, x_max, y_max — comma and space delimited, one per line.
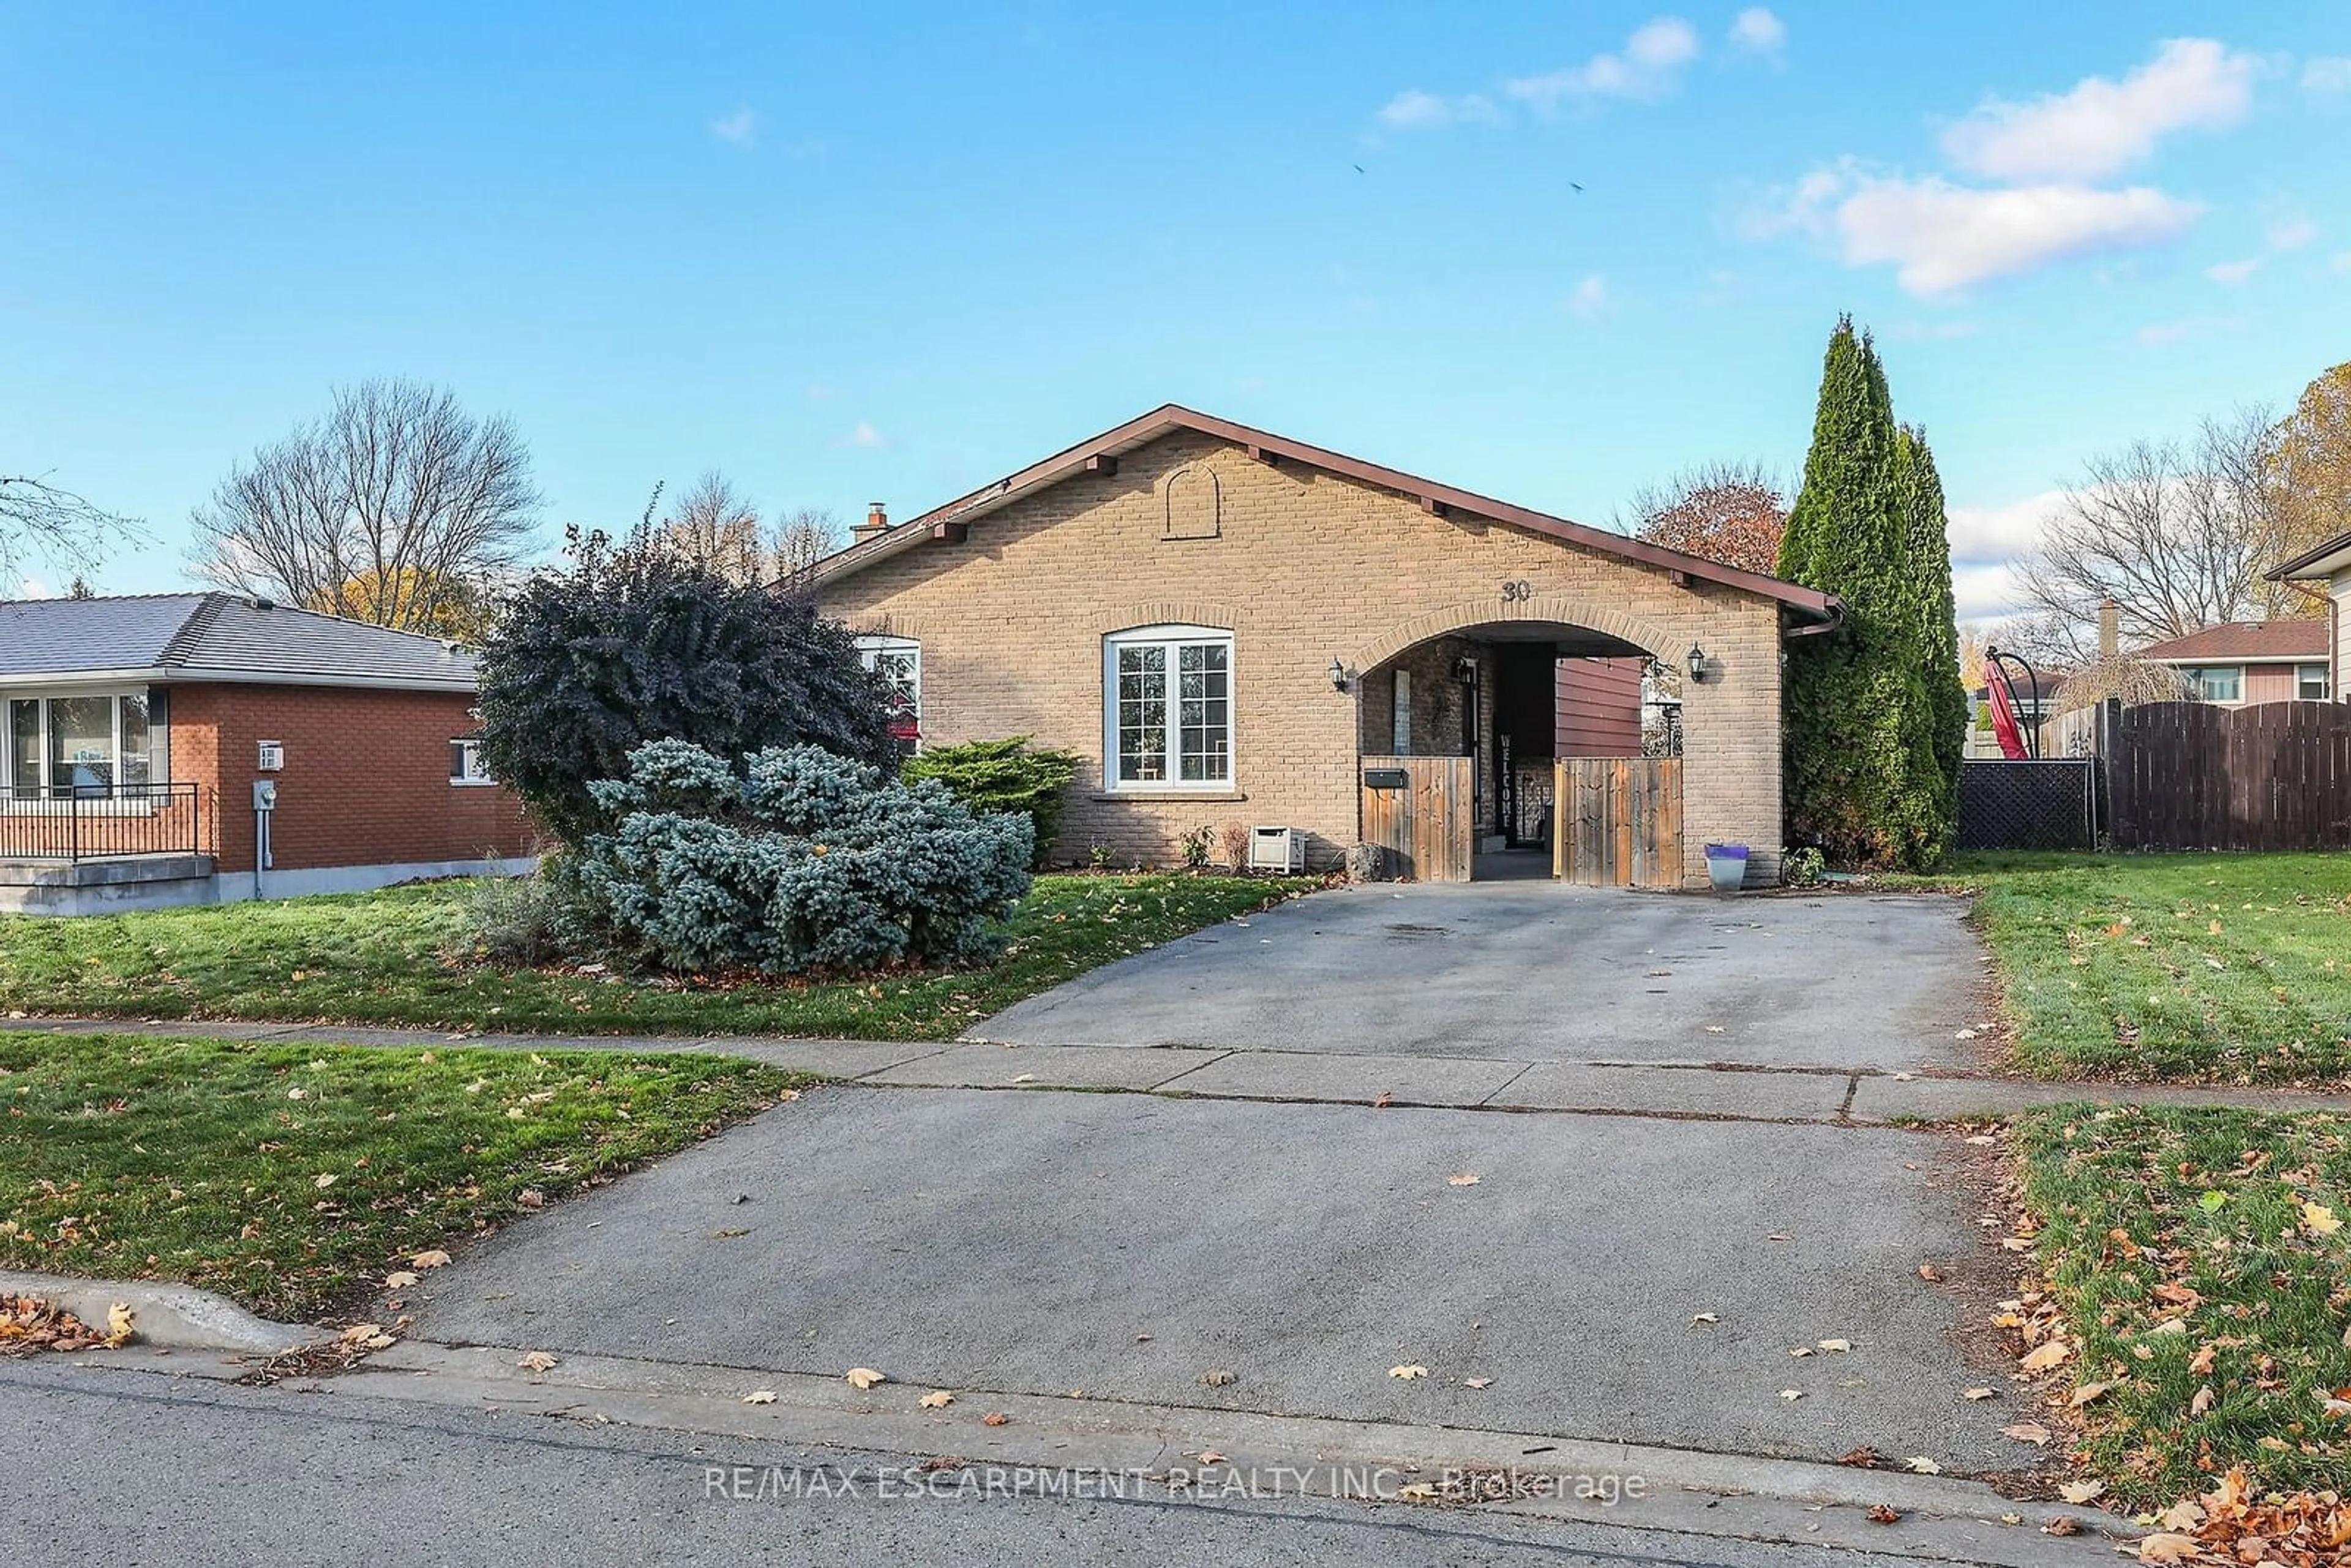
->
1104, 626, 1232, 788
2186, 666, 2241, 702
856, 636, 921, 754
2, 691, 164, 798
2298, 662, 2332, 702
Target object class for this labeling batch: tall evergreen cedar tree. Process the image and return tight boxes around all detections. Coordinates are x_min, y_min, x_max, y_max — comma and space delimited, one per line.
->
1775, 320, 1962, 869
477, 527, 898, 844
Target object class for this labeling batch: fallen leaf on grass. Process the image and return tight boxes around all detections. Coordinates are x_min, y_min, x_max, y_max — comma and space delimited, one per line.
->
743, 1390, 777, 1405
2058, 1480, 2104, 1504
518, 1351, 558, 1372
2000, 1422, 2052, 1446
2302, 1201, 2342, 1237
2189, 1343, 2217, 1375
919, 1390, 954, 1409
2069, 1381, 2112, 1407
384, 1271, 419, 1289
2134, 1534, 2200, 1562
846, 1367, 887, 1390
2189, 1385, 2214, 1417
2020, 1339, 2071, 1373
1389, 1364, 1427, 1380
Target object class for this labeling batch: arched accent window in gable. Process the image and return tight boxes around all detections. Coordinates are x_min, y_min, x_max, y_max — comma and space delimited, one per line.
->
1161, 465, 1222, 542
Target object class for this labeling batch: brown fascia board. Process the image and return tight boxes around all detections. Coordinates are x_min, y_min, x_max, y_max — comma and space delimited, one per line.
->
809, 404, 1840, 623
2266, 528, 2351, 581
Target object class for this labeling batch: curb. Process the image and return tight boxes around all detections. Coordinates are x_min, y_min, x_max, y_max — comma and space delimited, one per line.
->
0, 1269, 327, 1356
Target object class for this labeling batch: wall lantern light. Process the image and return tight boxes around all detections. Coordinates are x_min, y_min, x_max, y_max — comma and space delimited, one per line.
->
1329, 657, 1349, 692
1687, 643, 1712, 682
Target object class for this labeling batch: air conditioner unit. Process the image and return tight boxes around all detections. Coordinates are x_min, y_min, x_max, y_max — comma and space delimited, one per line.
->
1248, 825, 1305, 872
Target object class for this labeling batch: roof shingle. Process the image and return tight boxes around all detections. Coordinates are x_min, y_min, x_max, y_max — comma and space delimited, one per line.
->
2135, 621, 2329, 662
0, 591, 478, 688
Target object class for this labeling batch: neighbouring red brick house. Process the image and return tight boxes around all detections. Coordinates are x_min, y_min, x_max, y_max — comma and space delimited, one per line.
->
1, 591, 535, 913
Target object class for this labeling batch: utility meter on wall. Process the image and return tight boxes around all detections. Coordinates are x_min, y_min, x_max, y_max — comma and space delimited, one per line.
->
252, 779, 277, 812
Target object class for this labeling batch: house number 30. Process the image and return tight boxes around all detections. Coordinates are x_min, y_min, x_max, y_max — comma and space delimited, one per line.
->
1500, 579, 1534, 602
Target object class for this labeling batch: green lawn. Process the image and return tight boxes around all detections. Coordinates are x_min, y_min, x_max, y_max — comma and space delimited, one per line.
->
0, 872, 1313, 1040
1935, 852, 2351, 1084
2012, 1103, 2351, 1507
0, 1031, 798, 1319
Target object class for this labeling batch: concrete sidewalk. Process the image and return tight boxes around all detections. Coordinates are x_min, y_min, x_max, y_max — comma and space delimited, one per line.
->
10, 1015, 2349, 1123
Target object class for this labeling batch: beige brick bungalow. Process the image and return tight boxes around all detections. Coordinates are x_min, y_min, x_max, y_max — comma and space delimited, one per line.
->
814, 407, 1840, 887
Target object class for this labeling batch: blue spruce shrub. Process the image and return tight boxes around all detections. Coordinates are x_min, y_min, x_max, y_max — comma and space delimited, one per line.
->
565, 740, 1033, 975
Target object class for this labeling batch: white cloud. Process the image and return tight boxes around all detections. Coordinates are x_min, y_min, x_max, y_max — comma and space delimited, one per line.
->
1940, 38, 2255, 182
1951, 560, 2028, 622
1565, 273, 1609, 318
2205, 257, 2259, 285
1779, 165, 2202, 296
2267, 217, 2318, 250
709, 108, 758, 146
1947, 489, 2067, 562
1728, 7, 1785, 54
1374, 89, 1498, 130
838, 421, 887, 449
2304, 56, 2351, 92
1507, 16, 1700, 110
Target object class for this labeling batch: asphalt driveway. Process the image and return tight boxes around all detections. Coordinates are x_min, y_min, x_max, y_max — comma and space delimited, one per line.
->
404, 1085, 2033, 1477
978, 885, 1986, 1073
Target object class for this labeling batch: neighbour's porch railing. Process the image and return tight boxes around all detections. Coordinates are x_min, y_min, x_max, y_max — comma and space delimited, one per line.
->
0, 783, 214, 862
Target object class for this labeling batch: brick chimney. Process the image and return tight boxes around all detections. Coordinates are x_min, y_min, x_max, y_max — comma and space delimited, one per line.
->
2098, 597, 2119, 658
851, 502, 889, 544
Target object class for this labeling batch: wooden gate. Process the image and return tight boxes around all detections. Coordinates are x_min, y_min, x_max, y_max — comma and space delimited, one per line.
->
1360, 755, 1474, 882
1553, 758, 1684, 888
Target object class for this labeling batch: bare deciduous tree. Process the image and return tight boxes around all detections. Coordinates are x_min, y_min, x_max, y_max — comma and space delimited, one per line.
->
2011, 407, 2303, 661
654, 471, 768, 584
190, 379, 541, 633
1, 472, 142, 587
1619, 459, 1787, 577
773, 506, 844, 587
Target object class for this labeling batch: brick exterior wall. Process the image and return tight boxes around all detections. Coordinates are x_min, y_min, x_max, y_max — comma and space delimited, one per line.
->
819, 430, 1787, 883
161, 684, 536, 874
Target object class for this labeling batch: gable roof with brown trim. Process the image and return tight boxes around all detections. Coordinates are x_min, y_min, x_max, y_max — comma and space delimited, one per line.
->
812, 405, 1840, 625
2135, 621, 2330, 663
2268, 528, 2351, 583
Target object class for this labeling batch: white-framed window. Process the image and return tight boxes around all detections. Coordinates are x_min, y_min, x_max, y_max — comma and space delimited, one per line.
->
856, 635, 921, 754
1104, 625, 1233, 789
2297, 662, 2331, 702
449, 737, 495, 786
2186, 665, 2242, 702
3, 690, 163, 799
1391, 668, 1411, 754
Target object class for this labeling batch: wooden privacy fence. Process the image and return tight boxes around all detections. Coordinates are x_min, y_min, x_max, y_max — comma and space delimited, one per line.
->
2107, 700, 2351, 851
1553, 757, 1683, 888
1359, 755, 1474, 882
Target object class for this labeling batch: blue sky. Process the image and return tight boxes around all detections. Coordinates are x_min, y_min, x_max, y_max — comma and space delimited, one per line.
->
4, 2, 2347, 621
